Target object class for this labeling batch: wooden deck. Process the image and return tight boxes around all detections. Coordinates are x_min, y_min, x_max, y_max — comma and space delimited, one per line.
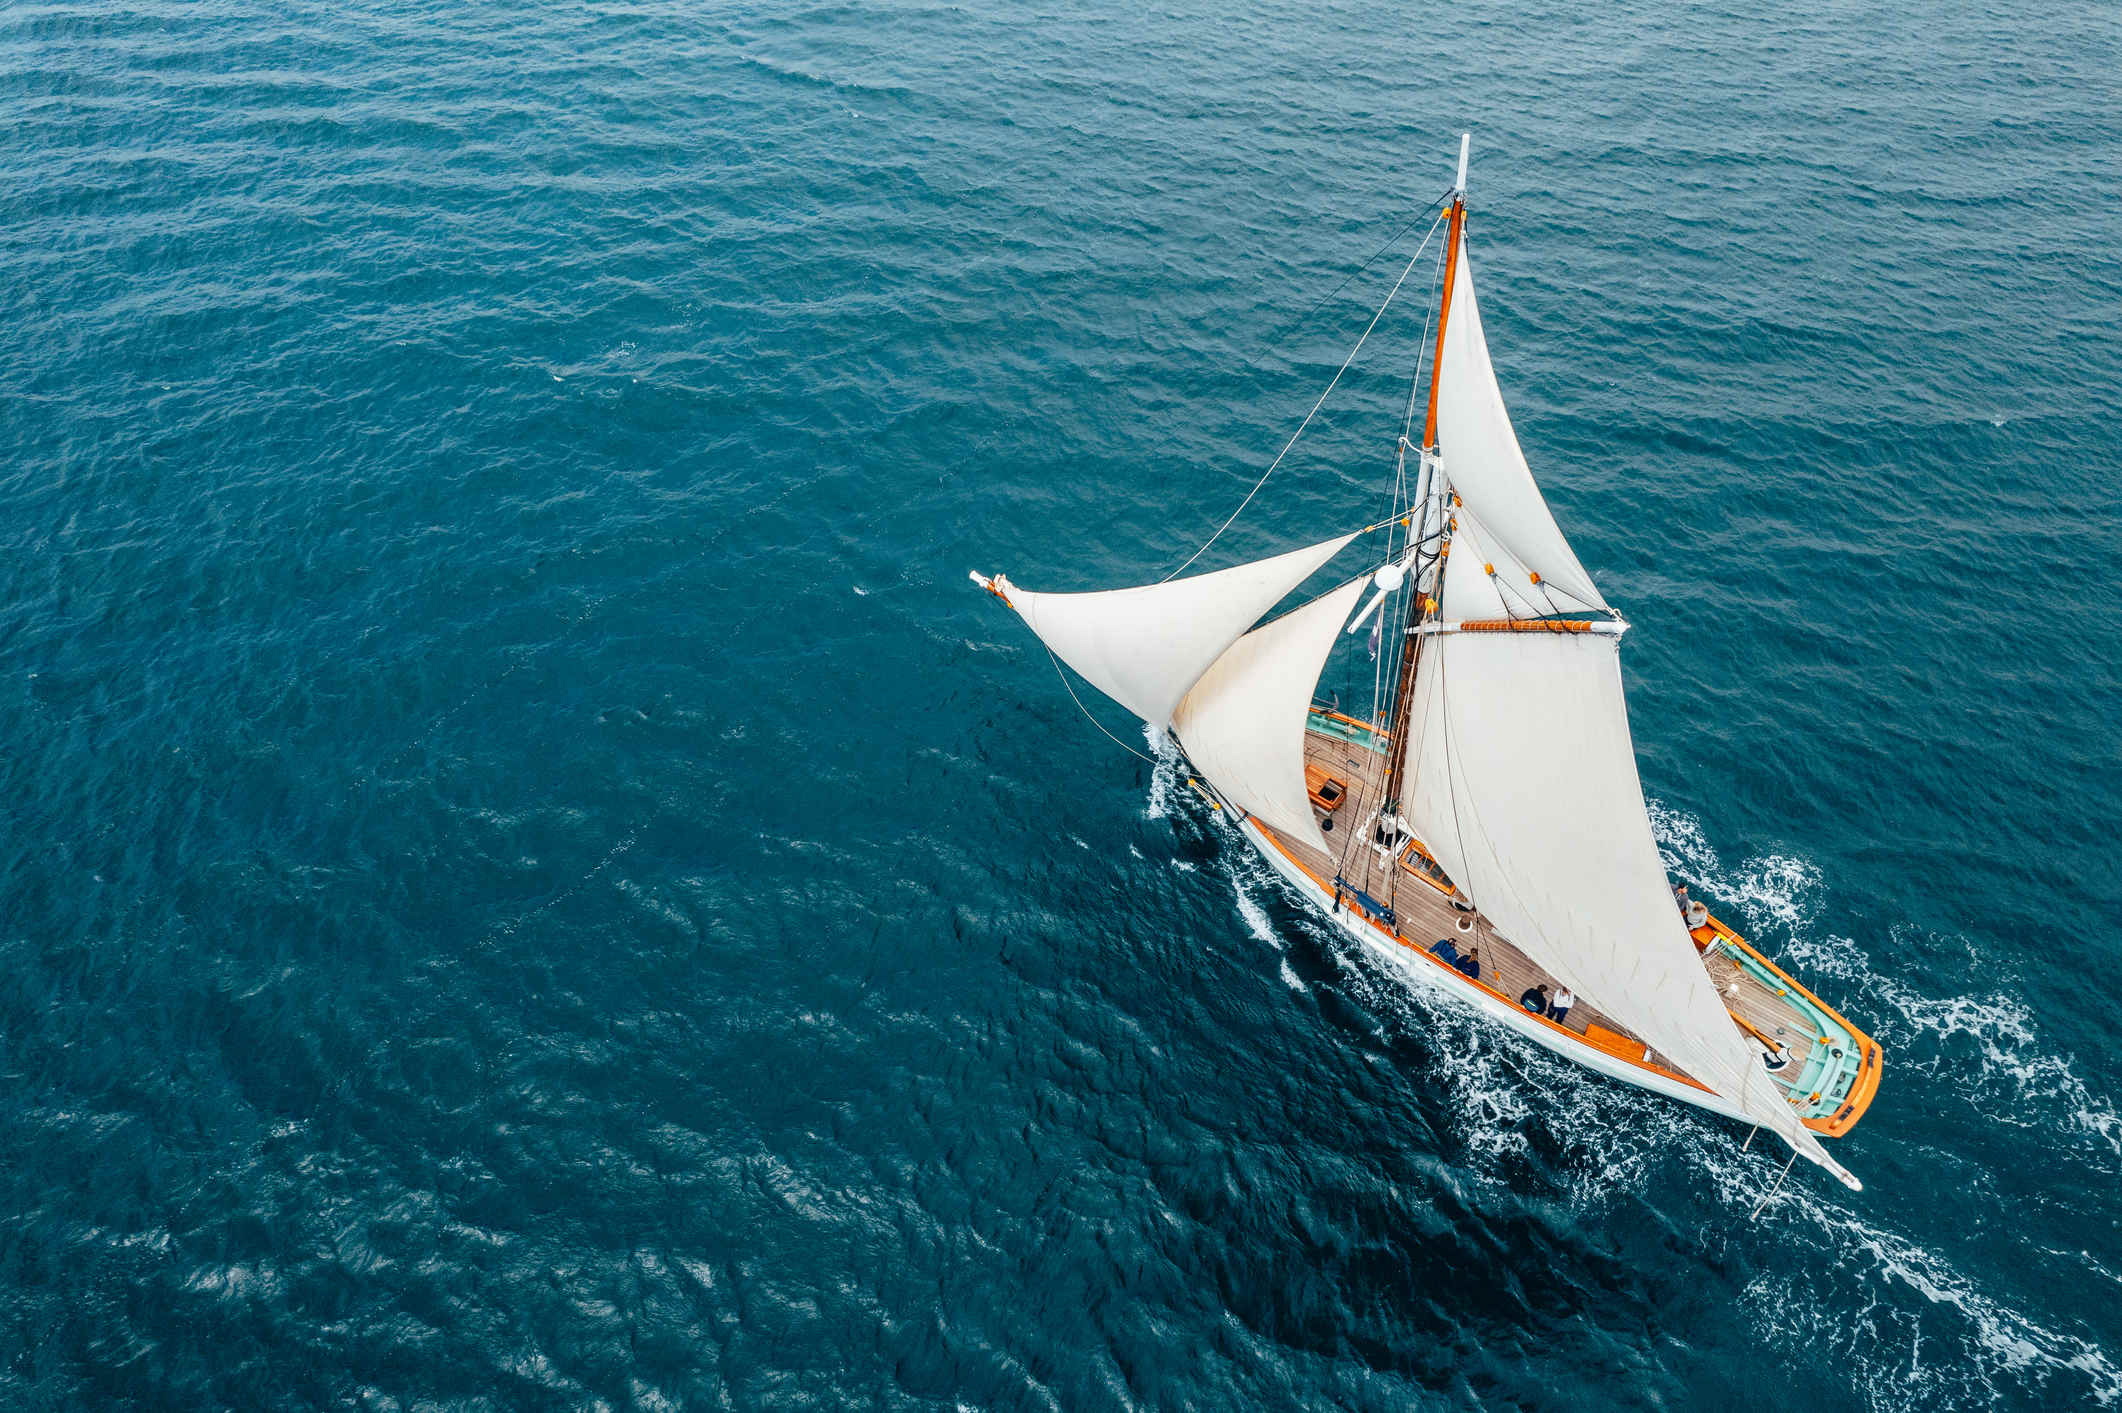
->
1271, 718, 1874, 1127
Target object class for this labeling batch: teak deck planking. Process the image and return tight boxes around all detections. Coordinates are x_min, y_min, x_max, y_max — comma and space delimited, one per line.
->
1278, 726, 1822, 1083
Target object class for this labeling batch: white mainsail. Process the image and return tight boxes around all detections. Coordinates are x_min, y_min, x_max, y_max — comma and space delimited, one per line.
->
1397, 222, 1856, 1187
1435, 241, 1607, 616
1398, 630, 1852, 1184
992, 531, 1358, 730
1173, 575, 1370, 857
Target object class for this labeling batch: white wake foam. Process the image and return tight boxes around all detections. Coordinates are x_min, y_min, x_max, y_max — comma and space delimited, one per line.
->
1152, 776, 2119, 1407
1639, 799, 2121, 1406
1646, 798, 2120, 1169
1141, 723, 1181, 820
1243, 789, 2115, 1406
1230, 873, 1282, 950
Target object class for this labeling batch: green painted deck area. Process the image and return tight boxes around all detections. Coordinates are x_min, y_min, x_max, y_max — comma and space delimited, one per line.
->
1306, 707, 1387, 753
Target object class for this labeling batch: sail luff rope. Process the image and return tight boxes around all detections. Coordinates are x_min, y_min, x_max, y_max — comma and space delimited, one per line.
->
1160, 204, 1452, 584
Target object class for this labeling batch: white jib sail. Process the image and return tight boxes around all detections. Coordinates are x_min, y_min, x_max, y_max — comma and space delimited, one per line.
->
995, 532, 1358, 730
1436, 238, 1607, 615
1173, 575, 1369, 857
1399, 629, 1855, 1187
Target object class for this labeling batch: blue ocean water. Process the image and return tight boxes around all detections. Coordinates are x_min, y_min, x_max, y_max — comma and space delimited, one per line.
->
3, 0, 2119, 1407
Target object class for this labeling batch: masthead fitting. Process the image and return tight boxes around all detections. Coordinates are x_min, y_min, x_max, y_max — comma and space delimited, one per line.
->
1454, 133, 1470, 196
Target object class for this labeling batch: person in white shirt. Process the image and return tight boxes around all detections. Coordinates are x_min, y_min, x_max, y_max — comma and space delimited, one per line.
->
1547, 987, 1575, 1026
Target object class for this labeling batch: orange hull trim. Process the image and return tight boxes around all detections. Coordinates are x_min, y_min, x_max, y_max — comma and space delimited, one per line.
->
1690, 915, 1884, 1137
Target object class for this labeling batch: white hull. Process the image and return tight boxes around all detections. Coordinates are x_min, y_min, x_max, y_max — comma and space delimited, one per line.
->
1237, 817, 1759, 1129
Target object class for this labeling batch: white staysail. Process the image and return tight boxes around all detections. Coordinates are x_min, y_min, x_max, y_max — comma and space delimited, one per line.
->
1436, 240, 1607, 615
993, 532, 1358, 729
1173, 575, 1369, 856
1398, 629, 1854, 1186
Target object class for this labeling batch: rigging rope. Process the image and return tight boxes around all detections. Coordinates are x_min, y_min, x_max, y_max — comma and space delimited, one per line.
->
1332, 227, 1452, 896
1750, 1147, 1800, 1221
1046, 647, 1159, 764
1160, 203, 1453, 583
1275, 185, 1458, 347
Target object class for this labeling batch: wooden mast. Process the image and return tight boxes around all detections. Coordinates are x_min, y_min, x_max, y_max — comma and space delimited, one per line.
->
1378, 137, 1468, 845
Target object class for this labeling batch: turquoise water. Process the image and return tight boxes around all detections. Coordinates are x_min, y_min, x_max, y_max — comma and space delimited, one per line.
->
3, 1, 2119, 1407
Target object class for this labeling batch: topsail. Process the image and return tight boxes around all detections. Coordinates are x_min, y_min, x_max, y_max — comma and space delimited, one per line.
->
1434, 246, 1607, 617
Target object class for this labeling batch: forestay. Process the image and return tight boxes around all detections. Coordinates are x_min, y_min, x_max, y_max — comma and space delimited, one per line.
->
994, 532, 1357, 729
1173, 575, 1369, 857
1397, 629, 1855, 1186
1435, 241, 1607, 616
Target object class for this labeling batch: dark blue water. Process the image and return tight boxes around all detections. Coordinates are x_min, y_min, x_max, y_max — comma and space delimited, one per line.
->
4, 2, 2119, 1407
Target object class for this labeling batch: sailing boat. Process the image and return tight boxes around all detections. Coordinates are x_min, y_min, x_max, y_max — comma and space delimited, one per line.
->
971, 136, 1881, 1190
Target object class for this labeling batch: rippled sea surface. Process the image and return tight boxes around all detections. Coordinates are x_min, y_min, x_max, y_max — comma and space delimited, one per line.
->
4, 2, 2120, 1407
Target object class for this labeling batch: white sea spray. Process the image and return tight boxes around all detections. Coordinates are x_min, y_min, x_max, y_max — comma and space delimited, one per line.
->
1141, 722, 1180, 820
1642, 801, 2120, 1407
1156, 768, 2118, 1407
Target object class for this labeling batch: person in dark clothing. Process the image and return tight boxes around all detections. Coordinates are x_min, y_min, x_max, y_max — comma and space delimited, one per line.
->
1454, 946, 1481, 981
1428, 937, 1461, 964
1519, 983, 1550, 1014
